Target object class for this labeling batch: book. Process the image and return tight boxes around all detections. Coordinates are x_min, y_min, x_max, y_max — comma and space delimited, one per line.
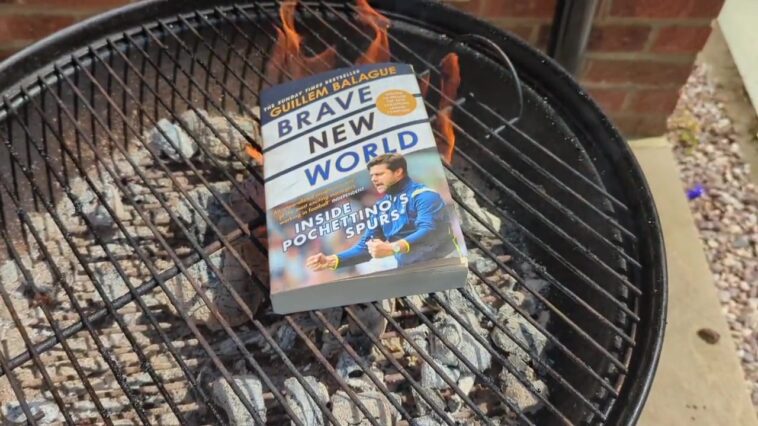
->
260, 62, 468, 314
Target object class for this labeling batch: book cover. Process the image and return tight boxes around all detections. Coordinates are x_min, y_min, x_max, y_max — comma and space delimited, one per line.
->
260, 62, 468, 314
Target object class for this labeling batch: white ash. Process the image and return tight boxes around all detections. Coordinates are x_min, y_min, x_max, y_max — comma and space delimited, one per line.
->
469, 248, 498, 275
491, 305, 548, 363
284, 376, 329, 426
668, 64, 758, 406
93, 262, 129, 301
58, 174, 126, 233
499, 355, 549, 414
148, 115, 198, 162
211, 374, 267, 425
347, 300, 394, 339
445, 169, 502, 237
330, 390, 399, 426
411, 414, 448, 426
196, 110, 262, 170
336, 349, 385, 392
158, 238, 265, 330
2, 399, 61, 425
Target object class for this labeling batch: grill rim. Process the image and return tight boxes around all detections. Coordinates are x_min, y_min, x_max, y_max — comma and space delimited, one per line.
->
0, 0, 667, 424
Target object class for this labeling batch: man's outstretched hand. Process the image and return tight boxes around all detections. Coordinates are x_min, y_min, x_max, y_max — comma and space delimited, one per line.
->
306, 253, 338, 271
367, 239, 396, 258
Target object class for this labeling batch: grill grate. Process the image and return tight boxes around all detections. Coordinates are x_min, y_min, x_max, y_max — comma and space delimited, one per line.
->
0, 2, 664, 425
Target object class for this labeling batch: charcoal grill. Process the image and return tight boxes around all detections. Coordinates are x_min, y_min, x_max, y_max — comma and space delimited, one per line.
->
0, 1, 666, 425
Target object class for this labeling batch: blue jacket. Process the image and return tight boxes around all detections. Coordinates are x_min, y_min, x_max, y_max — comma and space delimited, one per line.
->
336, 176, 458, 268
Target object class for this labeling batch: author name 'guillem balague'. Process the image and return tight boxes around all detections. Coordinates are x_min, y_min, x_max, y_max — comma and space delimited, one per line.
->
263, 64, 421, 187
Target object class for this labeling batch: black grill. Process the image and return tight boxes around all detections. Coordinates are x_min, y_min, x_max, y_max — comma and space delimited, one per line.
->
0, 1, 666, 425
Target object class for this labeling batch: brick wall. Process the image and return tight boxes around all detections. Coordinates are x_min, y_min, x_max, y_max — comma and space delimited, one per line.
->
445, 0, 724, 137
0, 0, 723, 137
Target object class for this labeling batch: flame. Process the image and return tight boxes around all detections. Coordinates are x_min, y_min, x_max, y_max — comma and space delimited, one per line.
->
245, 144, 264, 164
436, 53, 461, 164
265, 0, 336, 83
262, 1, 463, 164
419, 73, 430, 98
354, 0, 390, 65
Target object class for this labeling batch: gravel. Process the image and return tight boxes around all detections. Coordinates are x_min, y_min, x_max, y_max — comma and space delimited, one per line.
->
668, 64, 758, 407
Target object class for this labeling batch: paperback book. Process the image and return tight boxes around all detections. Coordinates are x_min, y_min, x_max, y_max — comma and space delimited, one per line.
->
260, 62, 468, 314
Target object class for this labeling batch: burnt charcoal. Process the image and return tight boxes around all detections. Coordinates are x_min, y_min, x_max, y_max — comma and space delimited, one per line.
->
196, 109, 262, 170
211, 374, 267, 425
330, 390, 399, 426
148, 116, 198, 162
284, 376, 329, 426
491, 305, 547, 362
499, 356, 549, 414
158, 238, 265, 330
336, 350, 384, 392
469, 248, 498, 275
445, 169, 502, 237
2, 400, 61, 425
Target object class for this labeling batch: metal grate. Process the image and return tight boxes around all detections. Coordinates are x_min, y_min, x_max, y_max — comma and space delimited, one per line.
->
0, 1, 665, 425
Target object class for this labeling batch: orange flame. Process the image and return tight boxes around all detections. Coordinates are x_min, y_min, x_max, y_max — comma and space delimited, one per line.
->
419, 73, 430, 98
436, 53, 461, 164
245, 144, 264, 164
354, 0, 390, 65
265, 0, 336, 83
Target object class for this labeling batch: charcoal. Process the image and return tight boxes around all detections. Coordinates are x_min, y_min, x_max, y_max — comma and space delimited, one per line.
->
330, 390, 398, 426
411, 414, 447, 426
211, 374, 266, 425
491, 305, 548, 372
159, 238, 265, 330
429, 311, 491, 374
149, 117, 197, 162
347, 299, 394, 339
445, 169, 501, 237
196, 109, 262, 170
420, 361, 461, 390
470, 248, 498, 275
336, 350, 384, 392
410, 387, 448, 420
66, 175, 125, 231
284, 376, 329, 426
499, 360, 549, 414
3, 400, 61, 425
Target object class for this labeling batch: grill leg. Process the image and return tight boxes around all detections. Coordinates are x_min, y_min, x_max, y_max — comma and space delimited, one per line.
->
547, 0, 598, 75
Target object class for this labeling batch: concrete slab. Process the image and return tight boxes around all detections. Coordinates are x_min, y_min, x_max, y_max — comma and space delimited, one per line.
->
630, 137, 757, 425
718, 0, 758, 116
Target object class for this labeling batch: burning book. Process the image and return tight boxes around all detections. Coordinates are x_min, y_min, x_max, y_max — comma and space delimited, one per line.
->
261, 62, 469, 314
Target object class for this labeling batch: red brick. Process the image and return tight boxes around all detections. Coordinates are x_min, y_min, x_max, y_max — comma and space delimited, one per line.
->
587, 25, 651, 52
535, 24, 552, 50
0, 47, 20, 63
585, 87, 628, 112
652, 26, 712, 53
7, 0, 128, 9
443, 0, 484, 15
609, 112, 669, 137
610, 0, 725, 18
582, 59, 693, 85
0, 15, 75, 44
493, 23, 536, 43
484, 0, 557, 18
628, 88, 681, 113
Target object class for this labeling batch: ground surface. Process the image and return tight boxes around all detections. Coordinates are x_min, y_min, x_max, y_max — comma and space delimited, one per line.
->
666, 26, 758, 409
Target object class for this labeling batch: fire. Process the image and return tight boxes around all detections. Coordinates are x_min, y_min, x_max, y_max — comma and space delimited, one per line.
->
264, 1, 336, 83
255, 0, 463, 165
419, 73, 430, 98
354, 0, 390, 65
436, 53, 461, 164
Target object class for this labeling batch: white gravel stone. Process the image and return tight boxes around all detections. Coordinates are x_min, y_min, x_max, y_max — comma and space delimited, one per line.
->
669, 64, 758, 407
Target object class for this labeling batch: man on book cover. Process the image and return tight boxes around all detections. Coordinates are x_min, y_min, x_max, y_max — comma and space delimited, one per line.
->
306, 153, 460, 272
